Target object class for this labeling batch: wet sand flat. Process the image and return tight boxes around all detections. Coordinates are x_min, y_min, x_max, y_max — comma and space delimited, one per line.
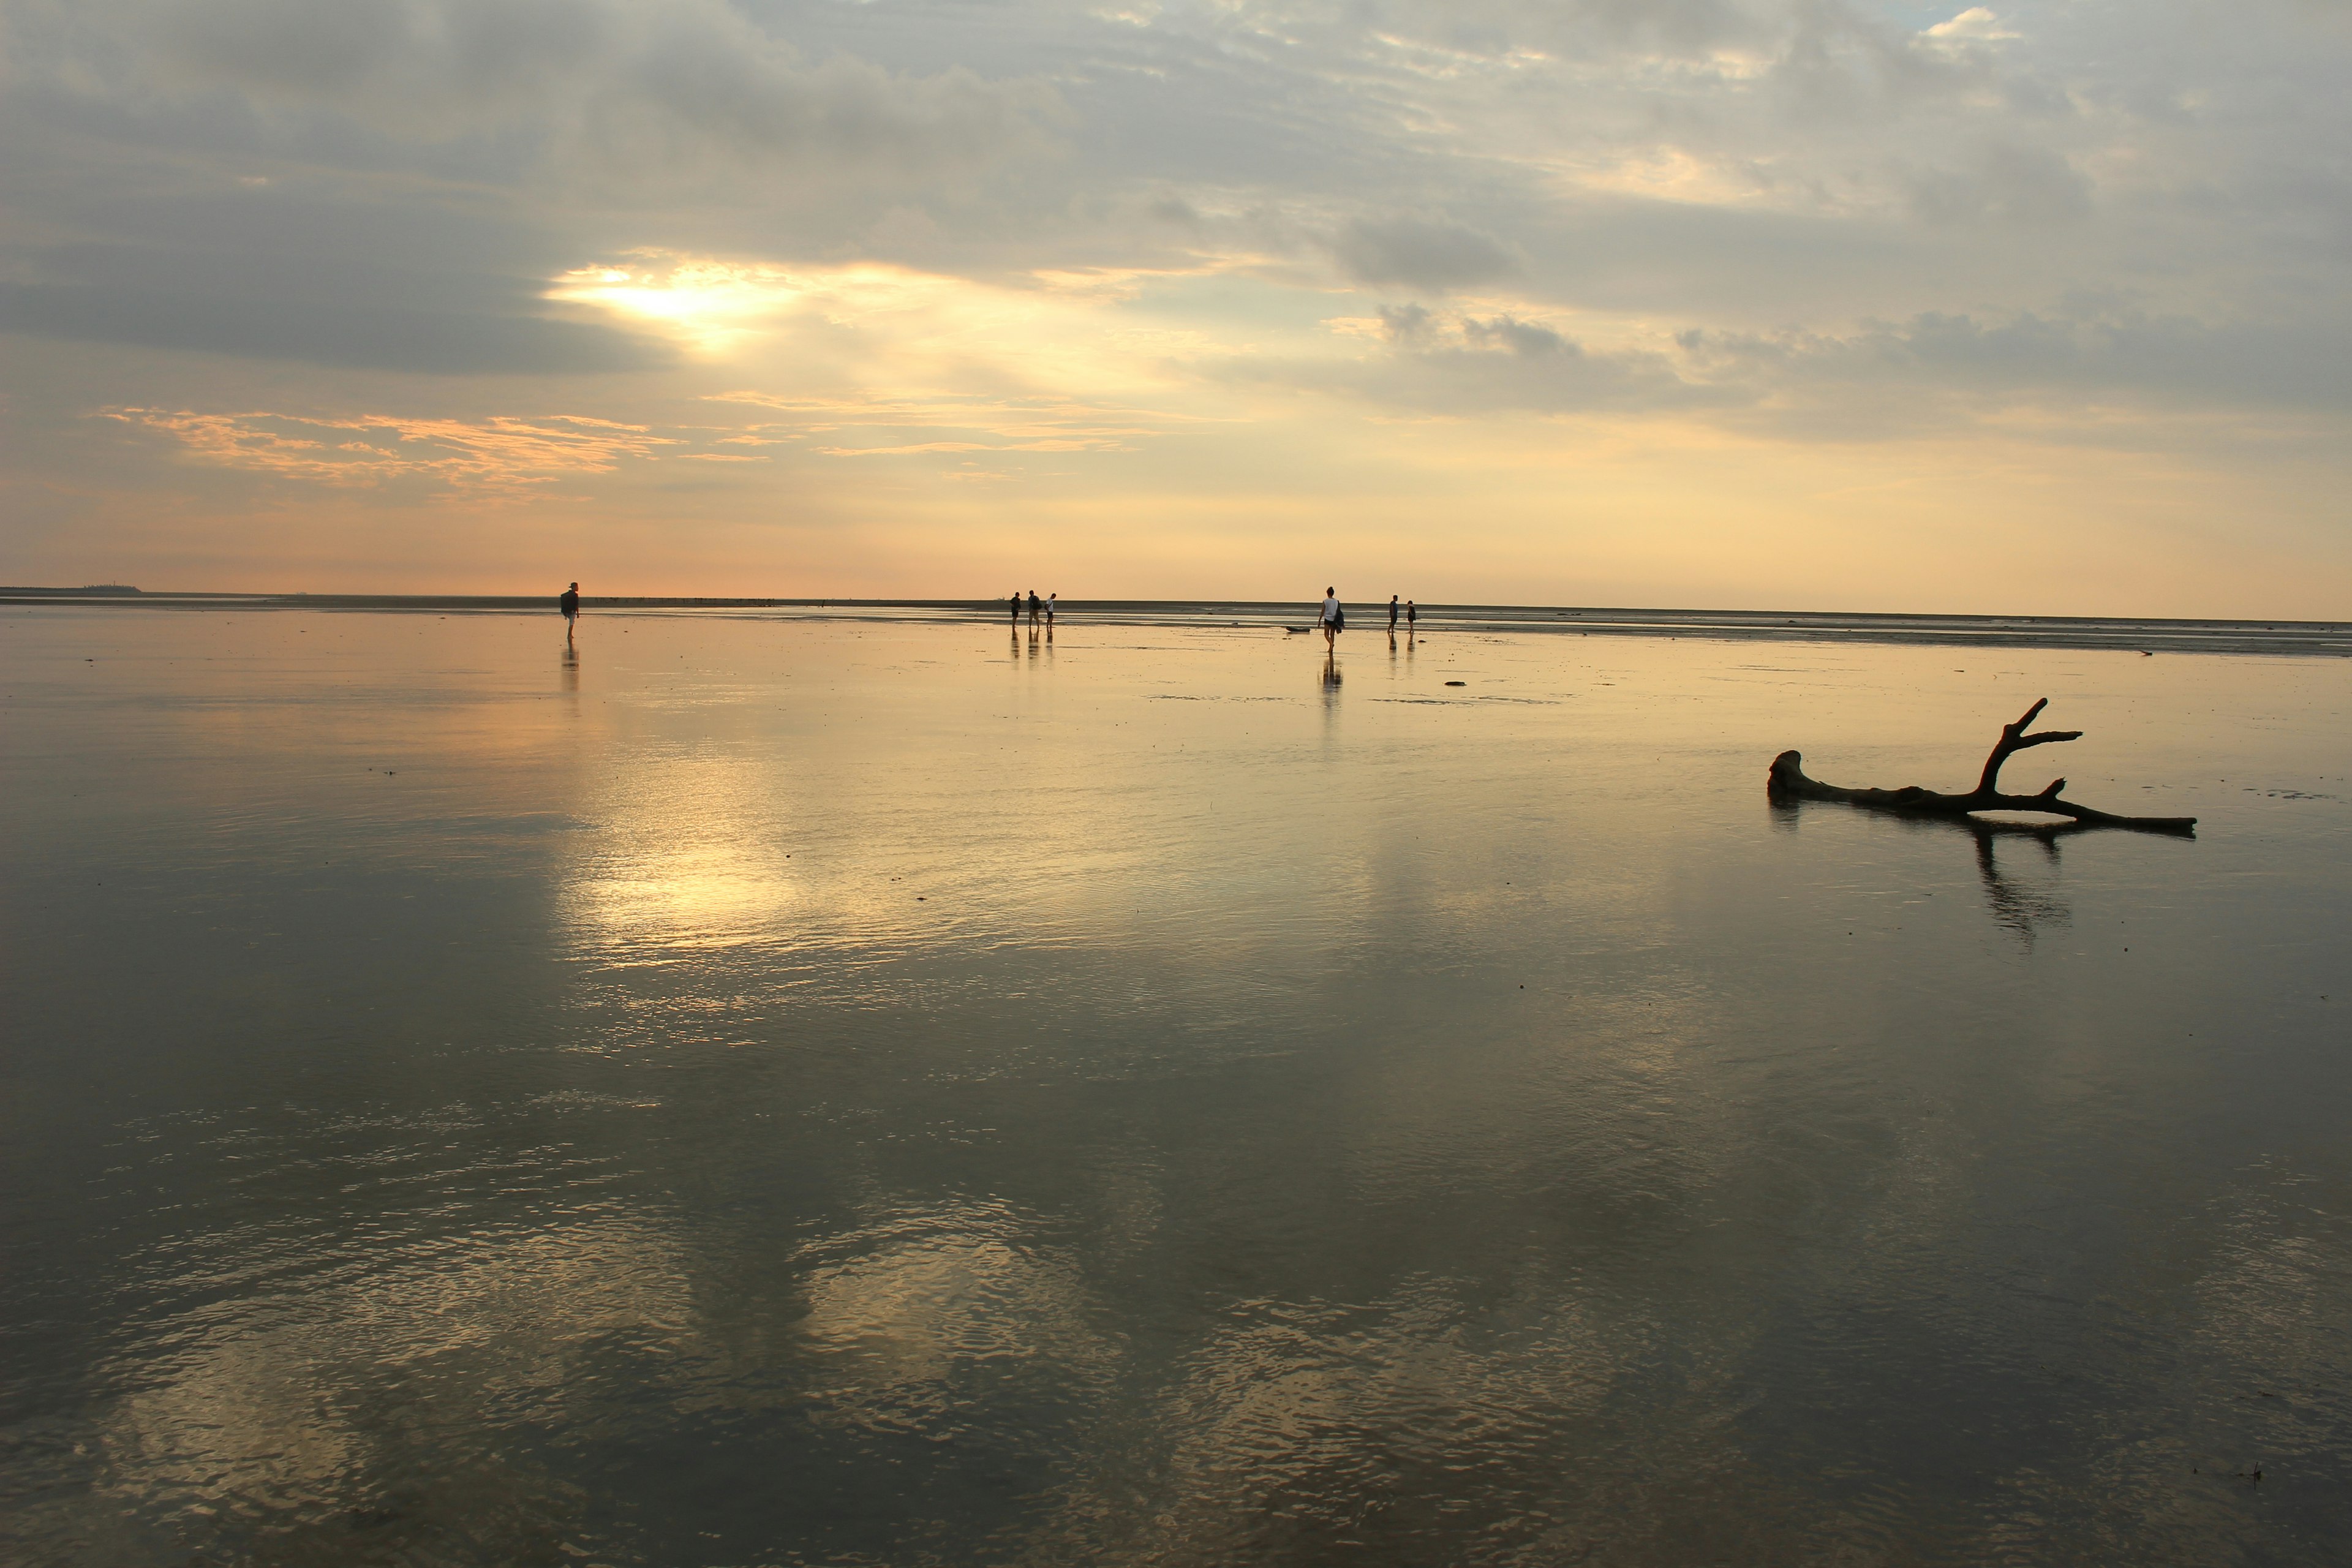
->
10, 589, 2350, 658
4, 605, 2349, 1565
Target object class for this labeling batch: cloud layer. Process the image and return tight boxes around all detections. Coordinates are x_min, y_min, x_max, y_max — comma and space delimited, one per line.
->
3, 0, 2349, 611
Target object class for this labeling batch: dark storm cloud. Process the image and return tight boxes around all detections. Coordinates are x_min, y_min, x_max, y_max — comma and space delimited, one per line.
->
1220, 310, 1717, 417
0, 281, 668, 375
1330, 217, 1517, 294
1462, 315, 1569, 357
0, 189, 672, 374
1902, 142, 2093, 227
1378, 304, 1436, 345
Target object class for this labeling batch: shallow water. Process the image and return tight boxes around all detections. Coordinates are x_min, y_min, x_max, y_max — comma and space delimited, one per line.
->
4, 607, 2348, 1566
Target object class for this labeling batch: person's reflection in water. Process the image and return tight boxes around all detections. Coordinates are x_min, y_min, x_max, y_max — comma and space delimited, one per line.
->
1321, 646, 1342, 693
560, 643, 579, 693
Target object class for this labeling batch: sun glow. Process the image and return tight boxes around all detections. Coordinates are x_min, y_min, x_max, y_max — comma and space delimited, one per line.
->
548, 255, 1012, 356
550, 258, 813, 353
561, 755, 804, 956
541, 250, 1283, 463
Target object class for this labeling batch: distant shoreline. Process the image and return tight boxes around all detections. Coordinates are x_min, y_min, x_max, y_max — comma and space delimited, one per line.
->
4, 589, 2346, 657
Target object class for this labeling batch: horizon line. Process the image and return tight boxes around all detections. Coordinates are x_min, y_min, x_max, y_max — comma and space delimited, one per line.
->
6, 587, 2348, 655
3, 586, 2349, 629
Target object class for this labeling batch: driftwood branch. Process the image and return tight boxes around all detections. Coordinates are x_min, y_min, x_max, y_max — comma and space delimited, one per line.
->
1768, 698, 2196, 835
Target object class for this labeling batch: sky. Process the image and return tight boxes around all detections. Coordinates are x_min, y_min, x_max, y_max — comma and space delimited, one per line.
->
2, 0, 2348, 614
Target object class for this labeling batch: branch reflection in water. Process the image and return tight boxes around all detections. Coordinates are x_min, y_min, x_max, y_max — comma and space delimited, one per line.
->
1965, 819, 2075, 947
1773, 796, 2086, 945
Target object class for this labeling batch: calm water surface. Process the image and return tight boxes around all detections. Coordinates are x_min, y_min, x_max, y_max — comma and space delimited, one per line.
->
4, 607, 2348, 1566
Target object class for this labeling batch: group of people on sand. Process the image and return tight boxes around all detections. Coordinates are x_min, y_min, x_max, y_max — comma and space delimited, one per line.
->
558, 581, 1418, 650
1317, 589, 1417, 647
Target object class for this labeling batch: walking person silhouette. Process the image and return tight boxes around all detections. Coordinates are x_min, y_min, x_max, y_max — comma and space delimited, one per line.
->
559, 581, 580, 644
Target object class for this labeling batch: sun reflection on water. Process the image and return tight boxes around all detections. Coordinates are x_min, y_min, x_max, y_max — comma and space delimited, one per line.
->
560, 755, 803, 955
